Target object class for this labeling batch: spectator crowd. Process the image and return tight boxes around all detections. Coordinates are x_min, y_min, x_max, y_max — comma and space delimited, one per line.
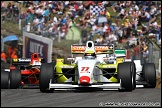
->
1, 1, 161, 63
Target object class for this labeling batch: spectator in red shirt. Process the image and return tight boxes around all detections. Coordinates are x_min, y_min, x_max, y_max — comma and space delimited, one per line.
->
74, 3, 79, 11
133, 45, 140, 60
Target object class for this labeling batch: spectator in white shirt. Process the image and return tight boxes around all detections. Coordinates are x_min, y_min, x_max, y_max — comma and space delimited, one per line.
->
129, 5, 133, 14
60, 30, 66, 39
35, 6, 44, 18
88, 16, 96, 27
128, 36, 137, 46
103, 23, 109, 38
144, 11, 151, 21
152, 21, 157, 27
33, 16, 39, 25
141, 10, 151, 22
150, 5, 157, 18
78, 3, 83, 10
136, 10, 141, 16
92, 24, 97, 33
65, 1, 69, 7
108, 32, 117, 44
35, 7, 40, 14
48, 25, 53, 32
118, 8, 125, 19
53, 16, 58, 23
103, 23, 108, 33
134, 5, 139, 11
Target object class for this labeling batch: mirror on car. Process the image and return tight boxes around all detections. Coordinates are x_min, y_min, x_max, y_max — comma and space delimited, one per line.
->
67, 58, 75, 62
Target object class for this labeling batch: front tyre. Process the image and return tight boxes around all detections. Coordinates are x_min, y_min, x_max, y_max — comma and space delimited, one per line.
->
39, 63, 56, 92
10, 69, 21, 89
118, 62, 133, 91
124, 62, 136, 90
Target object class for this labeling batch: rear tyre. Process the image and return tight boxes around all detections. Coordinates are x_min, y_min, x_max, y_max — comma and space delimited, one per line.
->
143, 63, 156, 88
39, 63, 56, 93
118, 62, 133, 91
10, 69, 21, 89
1, 71, 10, 89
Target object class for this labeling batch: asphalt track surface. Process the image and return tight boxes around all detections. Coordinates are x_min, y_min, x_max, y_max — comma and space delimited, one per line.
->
1, 88, 161, 107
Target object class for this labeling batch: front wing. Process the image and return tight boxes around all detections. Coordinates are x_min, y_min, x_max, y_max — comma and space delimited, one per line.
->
49, 79, 122, 90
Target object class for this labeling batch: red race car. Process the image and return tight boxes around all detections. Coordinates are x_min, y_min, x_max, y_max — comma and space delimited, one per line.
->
1, 53, 46, 89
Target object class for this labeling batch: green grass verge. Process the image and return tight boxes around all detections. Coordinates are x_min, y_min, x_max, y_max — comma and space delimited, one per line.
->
1, 21, 22, 36
54, 39, 79, 52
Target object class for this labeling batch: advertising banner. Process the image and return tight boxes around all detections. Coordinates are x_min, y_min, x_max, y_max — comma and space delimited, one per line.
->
23, 32, 53, 63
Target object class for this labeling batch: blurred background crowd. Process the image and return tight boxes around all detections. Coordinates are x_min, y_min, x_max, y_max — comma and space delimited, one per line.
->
1, 1, 161, 66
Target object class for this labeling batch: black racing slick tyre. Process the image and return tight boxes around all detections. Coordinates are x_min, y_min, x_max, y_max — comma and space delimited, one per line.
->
1, 71, 10, 89
124, 62, 136, 90
143, 63, 156, 88
39, 63, 56, 93
10, 69, 21, 89
118, 62, 133, 91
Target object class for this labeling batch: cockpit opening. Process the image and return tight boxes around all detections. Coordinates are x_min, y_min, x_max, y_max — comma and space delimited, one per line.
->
84, 53, 96, 60
34, 54, 38, 58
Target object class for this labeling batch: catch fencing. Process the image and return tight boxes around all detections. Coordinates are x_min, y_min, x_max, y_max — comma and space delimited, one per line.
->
127, 35, 161, 75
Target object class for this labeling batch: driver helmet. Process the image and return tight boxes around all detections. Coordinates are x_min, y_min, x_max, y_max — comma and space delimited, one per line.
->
84, 50, 96, 59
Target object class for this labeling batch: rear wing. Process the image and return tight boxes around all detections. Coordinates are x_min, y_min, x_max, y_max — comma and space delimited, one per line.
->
71, 45, 114, 54
11, 58, 45, 65
114, 50, 126, 57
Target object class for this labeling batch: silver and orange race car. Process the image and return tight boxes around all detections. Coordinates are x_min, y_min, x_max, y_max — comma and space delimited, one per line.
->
39, 41, 156, 92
